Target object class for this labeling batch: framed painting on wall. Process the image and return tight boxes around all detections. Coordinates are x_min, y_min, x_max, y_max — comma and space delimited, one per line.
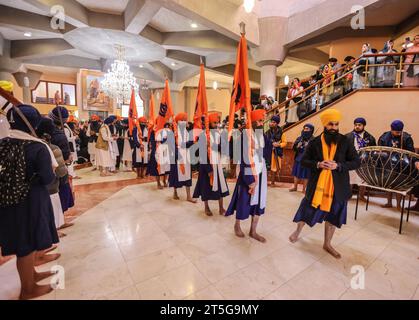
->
81, 70, 113, 112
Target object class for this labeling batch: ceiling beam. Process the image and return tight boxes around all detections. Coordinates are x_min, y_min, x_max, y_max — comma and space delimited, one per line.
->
11, 38, 74, 59
20, 54, 102, 70
149, 61, 173, 81
210, 64, 263, 84
124, 0, 161, 34
173, 65, 200, 83
393, 9, 419, 39
166, 50, 202, 67
288, 48, 330, 66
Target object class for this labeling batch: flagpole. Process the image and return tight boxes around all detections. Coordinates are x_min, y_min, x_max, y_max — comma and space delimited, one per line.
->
239, 22, 246, 35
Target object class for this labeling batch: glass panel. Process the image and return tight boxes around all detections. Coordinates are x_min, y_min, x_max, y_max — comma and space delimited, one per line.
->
62, 84, 76, 105
48, 82, 62, 104
32, 81, 48, 104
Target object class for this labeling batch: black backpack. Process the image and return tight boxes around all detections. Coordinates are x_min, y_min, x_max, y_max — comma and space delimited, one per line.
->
0, 138, 33, 208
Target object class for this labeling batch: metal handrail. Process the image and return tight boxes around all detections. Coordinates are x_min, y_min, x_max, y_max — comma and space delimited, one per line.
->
265, 51, 419, 128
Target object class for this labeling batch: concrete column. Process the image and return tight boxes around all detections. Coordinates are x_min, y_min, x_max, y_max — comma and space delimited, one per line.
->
252, 16, 288, 98
260, 65, 278, 98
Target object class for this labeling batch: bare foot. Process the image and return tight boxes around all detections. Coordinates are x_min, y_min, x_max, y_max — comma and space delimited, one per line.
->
219, 208, 226, 216
58, 232, 66, 238
381, 203, 393, 208
158, 184, 164, 190
35, 253, 61, 267
249, 231, 266, 243
187, 198, 197, 204
205, 208, 213, 216
91, 167, 97, 171
34, 271, 57, 283
173, 194, 180, 200
359, 197, 367, 202
234, 224, 245, 238
323, 245, 341, 259
58, 222, 74, 230
289, 230, 301, 243
164, 183, 168, 188
20, 284, 54, 300
289, 188, 297, 192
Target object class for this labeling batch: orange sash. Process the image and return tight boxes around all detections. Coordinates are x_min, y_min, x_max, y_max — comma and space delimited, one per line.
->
311, 134, 337, 212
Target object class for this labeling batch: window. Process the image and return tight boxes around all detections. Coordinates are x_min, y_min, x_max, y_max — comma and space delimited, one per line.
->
31, 81, 77, 106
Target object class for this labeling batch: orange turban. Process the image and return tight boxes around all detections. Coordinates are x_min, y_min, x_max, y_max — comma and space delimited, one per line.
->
138, 116, 147, 123
250, 109, 266, 122
208, 112, 220, 123
175, 112, 188, 123
320, 109, 342, 126
91, 114, 100, 121
68, 115, 77, 123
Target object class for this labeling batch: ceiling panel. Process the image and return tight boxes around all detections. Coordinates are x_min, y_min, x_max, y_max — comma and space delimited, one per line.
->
75, 0, 129, 14
0, 25, 60, 40
149, 7, 210, 32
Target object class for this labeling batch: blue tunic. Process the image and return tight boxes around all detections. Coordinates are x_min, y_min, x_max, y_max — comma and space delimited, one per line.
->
291, 137, 311, 180
193, 163, 229, 201
0, 142, 59, 257
146, 130, 166, 177
293, 196, 347, 228
169, 140, 194, 189
132, 126, 147, 168
226, 133, 267, 220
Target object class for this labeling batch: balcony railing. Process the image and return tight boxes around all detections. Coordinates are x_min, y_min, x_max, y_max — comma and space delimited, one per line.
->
265, 52, 419, 130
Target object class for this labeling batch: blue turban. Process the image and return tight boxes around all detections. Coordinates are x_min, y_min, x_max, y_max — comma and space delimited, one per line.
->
354, 117, 366, 126
36, 117, 55, 136
304, 123, 314, 131
104, 116, 114, 125
8, 104, 42, 133
391, 120, 404, 131
48, 106, 69, 124
271, 115, 280, 124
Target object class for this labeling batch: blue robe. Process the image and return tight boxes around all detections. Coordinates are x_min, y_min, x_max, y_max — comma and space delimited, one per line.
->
169, 140, 194, 189
291, 136, 311, 180
226, 132, 267, 220
132, 125, 148, 168
0, 142, 59, 257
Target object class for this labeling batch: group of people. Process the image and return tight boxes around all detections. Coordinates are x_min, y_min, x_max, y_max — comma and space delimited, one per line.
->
1, 76, 418, 300
282, 35, 419, 125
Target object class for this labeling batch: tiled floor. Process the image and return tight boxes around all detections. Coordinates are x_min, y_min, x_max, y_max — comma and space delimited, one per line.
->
1, 179, 419, 300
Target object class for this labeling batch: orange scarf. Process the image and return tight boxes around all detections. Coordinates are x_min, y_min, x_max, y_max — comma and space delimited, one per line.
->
312, 134, 337, 212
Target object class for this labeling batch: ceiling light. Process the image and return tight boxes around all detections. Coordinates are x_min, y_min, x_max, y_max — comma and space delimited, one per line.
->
23, 32, 32, 37
190, 22, 198, 29
212, 81, 218, 90
139, 64, 144, 68
284, 75, 290, 86
171, 62, 177, 67
243, 0, 255, 13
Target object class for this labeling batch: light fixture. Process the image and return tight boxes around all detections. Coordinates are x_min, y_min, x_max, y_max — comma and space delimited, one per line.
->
212, 81, 218, 90
190, 22, 198, 29
23, 32, 32, 37
139, 64, 144, 68
101, 44, 139, 104
284, 75, 290, 86
243, 0, 255, 13
171, 62, 177, 67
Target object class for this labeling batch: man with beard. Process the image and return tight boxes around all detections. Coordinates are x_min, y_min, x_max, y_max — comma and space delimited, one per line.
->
289, 109, 360, 259
226, 109, 268, 242
345, 117, 376, 201
265, 115, 287, 187
378, 120, 415, 209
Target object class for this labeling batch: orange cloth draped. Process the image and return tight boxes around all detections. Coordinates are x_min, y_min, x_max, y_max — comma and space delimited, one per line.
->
227, 33, 256, 180
128, 88, 138, 135
155, 80, 174, 175
148, 93, 156, 140
311, 134, 338, 212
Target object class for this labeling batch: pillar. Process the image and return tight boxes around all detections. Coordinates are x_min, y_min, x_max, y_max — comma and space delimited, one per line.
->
260, 64, 278, 98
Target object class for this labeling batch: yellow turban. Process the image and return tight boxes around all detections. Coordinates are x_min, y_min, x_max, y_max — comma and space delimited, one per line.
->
320, 109, 342, 126
0, 80, 13, 93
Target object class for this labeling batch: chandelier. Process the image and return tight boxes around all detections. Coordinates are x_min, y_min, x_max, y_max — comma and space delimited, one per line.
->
101, 45, 139, 103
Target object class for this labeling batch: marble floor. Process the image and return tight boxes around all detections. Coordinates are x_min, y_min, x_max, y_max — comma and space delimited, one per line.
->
1, 181, 419, 300
73, 167, 138, 186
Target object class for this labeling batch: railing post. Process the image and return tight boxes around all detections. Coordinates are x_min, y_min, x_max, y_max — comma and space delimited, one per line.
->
364, 58, 369, 88
397, 56, 404, 88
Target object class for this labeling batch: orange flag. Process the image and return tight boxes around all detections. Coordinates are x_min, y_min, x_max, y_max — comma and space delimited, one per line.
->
193, 64, 208, 133
228, 32, 255, 178
155, 79, 174, 132
149, 92, 156, 128
228, 34, 253, 137
128, 88, 138, 135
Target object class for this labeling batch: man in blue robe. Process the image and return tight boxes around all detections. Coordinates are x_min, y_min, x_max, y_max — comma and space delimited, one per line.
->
226, 109, 268, 243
